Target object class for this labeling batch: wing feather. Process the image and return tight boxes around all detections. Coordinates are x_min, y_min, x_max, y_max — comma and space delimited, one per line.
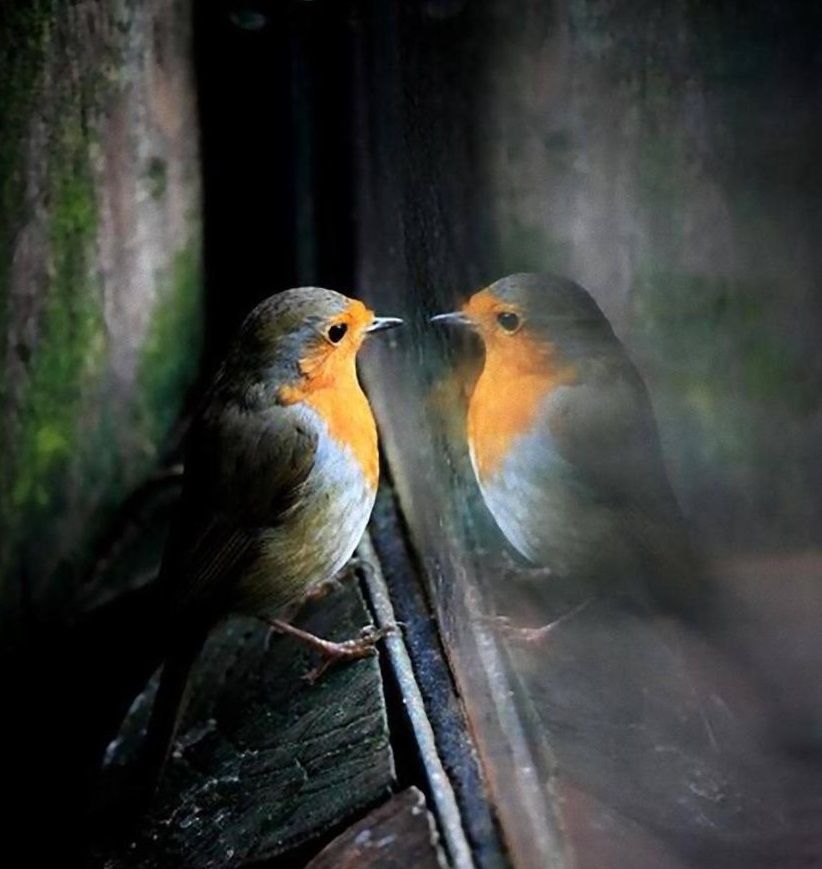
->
545, 358, 706, 614
159, 399, 318, 616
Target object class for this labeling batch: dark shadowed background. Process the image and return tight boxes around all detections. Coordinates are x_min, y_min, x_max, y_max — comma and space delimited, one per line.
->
1, 1, 820, 866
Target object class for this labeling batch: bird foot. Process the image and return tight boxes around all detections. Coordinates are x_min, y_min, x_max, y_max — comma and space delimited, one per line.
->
479, 615, 556, 645
264, 618, 398, 684
496, 550, 553, 582
300, 576, 345, 605
480, 598, 593, 645
486, 617, 552, 644
277, 557, 376, 625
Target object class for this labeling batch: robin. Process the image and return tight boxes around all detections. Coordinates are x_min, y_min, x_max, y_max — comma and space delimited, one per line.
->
432, 273, 705, 634
138, 286, 402, 793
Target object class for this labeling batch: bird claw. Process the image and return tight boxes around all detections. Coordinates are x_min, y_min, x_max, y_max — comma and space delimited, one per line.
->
301, 622, 400, 685
477, 614, 542, 644
359, 623, 379, 640
479, 615, 559, 645
478, 599, 593, 646
358, 621, 402, 641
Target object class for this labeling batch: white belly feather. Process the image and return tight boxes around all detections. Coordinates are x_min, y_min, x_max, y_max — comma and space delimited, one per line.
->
239, 404, 375, 614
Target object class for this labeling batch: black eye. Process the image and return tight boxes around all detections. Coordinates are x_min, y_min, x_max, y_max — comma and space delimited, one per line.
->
497, 311, 520, 332
327, 323, 348, 343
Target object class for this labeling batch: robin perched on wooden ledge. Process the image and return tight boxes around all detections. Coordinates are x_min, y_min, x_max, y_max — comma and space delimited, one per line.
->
139, 286, 402, 792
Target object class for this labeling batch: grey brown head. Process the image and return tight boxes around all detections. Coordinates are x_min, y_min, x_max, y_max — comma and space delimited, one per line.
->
431, 272, 620, 363
216, 287, 402, 401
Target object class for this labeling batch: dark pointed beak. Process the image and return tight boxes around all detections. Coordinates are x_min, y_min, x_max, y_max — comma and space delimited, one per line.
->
430, 311, 472, 328
366, 316, 404, 334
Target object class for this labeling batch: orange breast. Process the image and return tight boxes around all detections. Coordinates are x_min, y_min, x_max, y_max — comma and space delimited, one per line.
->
280, 364, 378, 490
468, 334, 576, 482
305, 378, 378, 489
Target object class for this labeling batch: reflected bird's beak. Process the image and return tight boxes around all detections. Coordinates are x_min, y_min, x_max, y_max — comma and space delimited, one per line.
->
366, 316, 404, 333
430, 311, 472, 328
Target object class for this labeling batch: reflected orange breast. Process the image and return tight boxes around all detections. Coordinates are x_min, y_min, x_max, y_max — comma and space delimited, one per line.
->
468, 334, 576, 482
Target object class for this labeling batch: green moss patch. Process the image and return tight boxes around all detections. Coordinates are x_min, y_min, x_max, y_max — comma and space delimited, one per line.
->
136, 244, 204, 452
0, 3, 203, 597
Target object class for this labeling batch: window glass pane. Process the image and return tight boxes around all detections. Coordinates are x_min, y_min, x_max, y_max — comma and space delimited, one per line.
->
355, 3, 822, 866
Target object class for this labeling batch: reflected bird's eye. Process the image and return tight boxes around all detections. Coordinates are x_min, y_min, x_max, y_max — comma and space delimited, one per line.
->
497, 311, 521, 332
327, 323, 348, 343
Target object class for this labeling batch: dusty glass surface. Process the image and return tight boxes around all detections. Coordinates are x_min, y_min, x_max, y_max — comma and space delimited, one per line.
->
353, 2, 822, 867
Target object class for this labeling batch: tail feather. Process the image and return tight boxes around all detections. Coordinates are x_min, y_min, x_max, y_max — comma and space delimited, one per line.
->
135, 626, 210, 805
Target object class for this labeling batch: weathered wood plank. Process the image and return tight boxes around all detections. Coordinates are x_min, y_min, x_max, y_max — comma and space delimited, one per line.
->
305, 787, 445, 869
100, 585, 395, 867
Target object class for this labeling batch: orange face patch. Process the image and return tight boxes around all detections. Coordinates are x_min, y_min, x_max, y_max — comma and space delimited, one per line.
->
278, 300, 379, 489
464, 289, 576, 481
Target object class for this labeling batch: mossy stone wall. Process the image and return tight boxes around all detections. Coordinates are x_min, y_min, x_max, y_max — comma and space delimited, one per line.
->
0, 0, 202, 618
